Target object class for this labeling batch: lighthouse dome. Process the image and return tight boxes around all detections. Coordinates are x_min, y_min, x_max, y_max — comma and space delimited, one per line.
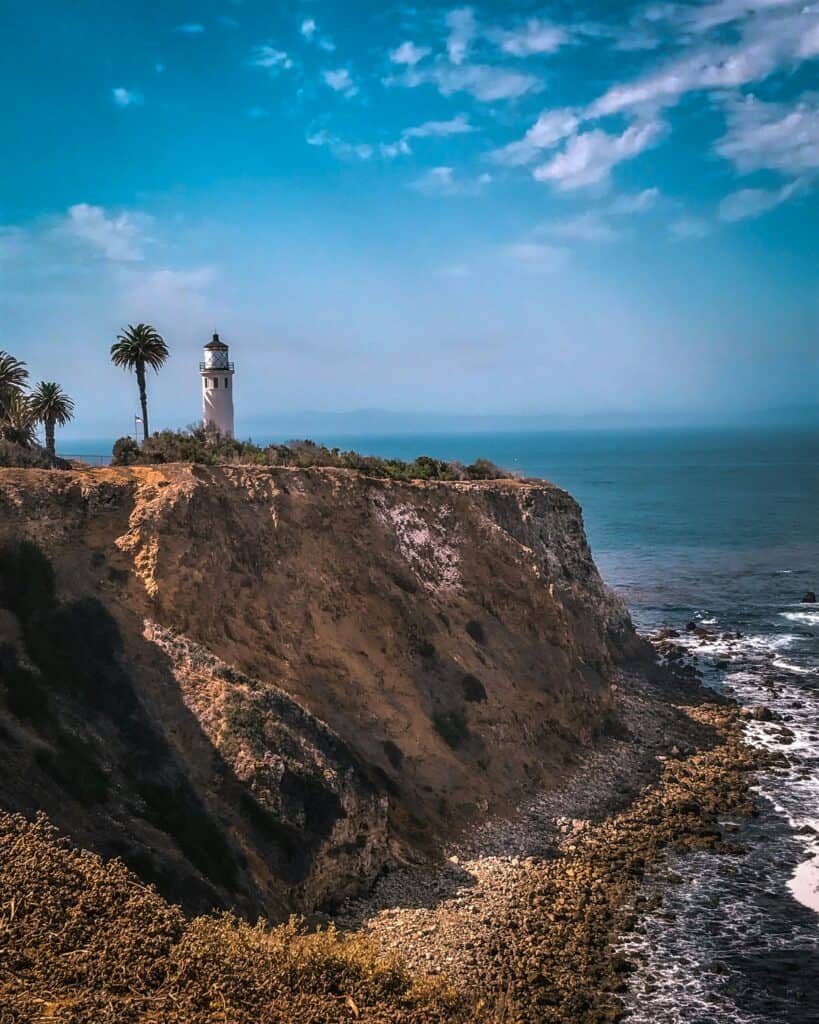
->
204, 332, 228, 351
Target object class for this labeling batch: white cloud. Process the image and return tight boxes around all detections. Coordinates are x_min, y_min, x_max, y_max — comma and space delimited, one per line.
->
323, 68, 358, 97
403, 114, 475, 139
490, 109, 579, 166
446, 7, 477, 65
391, 62, 541, 102
301, 18, 335, 51
492, 18, 569, 57
716, 93, 819, 175
307, 129, 373, 161
502, 242, 568, 272
390, 40, 431, 66
670, 217, 711, 239
112, 87, 142, 108
718, 180, 802, 220
589, 5, 818, 117
251, 45, 294, 71
533, 120, 666, 190
607, 187, 660, 214
411, 166, 491, 197
117, 265, 217, 323
177, 23, 205, 34
63, 204, 151, 261
544, 212, 621, 243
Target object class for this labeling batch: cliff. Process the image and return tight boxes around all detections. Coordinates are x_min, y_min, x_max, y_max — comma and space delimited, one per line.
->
0, 464, 641, 918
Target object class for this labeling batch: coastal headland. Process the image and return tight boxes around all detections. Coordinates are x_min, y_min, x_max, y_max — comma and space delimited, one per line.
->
0, 465, 767, 1021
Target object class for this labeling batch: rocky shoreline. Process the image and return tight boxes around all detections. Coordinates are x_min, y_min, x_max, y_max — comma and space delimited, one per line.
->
339, 666, 773, 1022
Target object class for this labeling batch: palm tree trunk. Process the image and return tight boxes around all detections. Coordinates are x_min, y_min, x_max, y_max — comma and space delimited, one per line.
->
45, 417, 55, 458
136, 360, 149, 442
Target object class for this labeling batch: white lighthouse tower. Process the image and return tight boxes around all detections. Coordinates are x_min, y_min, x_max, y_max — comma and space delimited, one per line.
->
200, 332, 235, 437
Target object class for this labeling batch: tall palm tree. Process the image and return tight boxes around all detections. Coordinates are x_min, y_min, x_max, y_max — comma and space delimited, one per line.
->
0, 392, 37, 448
0, 351, 29, 419
110, 324, 169, 442
30, 381, 75, 458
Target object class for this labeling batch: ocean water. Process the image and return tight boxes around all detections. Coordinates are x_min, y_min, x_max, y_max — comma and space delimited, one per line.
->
63, 428, 818, 1019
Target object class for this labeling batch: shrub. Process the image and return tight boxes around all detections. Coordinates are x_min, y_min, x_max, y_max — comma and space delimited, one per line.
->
111, 436, 141, 465
465, 620, 486, 645
432, 710, 470, 750
0, 440, 60, 469
462, 674, 487, 703
109, 428, 515, 482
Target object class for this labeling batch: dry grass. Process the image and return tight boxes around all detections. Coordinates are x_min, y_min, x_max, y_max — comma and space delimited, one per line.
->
0, 812, 469, 1023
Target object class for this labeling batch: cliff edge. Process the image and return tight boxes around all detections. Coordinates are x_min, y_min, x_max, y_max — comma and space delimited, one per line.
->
0, 465, 642, 918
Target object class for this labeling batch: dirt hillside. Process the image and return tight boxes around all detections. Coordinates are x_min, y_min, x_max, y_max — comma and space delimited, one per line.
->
0, 465, 642, 918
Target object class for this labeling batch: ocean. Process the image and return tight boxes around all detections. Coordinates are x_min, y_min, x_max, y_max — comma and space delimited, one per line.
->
62, 427, 818, 1020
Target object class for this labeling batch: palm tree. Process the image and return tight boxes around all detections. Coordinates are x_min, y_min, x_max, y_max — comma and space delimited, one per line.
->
0, 392, 37, 448
0, 351, 29, 419
30, 382, 75, 458
110, 324, 169, 442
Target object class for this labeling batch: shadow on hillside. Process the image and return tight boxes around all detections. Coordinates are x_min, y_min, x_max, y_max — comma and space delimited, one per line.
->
0, 539, 365, 920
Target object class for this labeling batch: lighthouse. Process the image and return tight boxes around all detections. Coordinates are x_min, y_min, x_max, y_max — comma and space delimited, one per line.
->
200, 332, 235, 437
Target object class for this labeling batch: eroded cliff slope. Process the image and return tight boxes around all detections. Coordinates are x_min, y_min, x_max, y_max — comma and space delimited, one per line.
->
0, 465, 641, 917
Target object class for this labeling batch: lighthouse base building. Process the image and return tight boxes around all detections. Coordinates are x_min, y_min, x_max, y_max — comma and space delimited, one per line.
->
200, 333, 235, 437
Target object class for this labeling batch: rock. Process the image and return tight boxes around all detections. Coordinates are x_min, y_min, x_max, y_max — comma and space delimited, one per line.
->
750, 705, 777, 722
801, 591, 816, 603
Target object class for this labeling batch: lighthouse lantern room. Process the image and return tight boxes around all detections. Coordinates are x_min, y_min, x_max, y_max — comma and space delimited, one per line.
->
200, 333, 235, 438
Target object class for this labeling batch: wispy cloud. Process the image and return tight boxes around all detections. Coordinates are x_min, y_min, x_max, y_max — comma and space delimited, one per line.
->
251, 45, 294, 72
176, 23, 205, 34
607, 187, 660, 214
502, 242, 568, 273
62, 204, 152, 262
533, 120, 666, 191
718, 180, 803, 221
300, 18, 335, 52
403, 114, 475, 139
111, 87, 143, 108
716, 93, 819, 176
490, 18, 569, 57
670, 217, 711, 240
588, 5, 817, 117
389, 61, 541, 102
307, 129, 374, 161
445, 7, 477, 66
490, 109, 579, 166
539, 188, 660, 244
390, 40, 431, 66
411, 166, 491, 197
323, 67, 358, 98
544, 211, 621, 243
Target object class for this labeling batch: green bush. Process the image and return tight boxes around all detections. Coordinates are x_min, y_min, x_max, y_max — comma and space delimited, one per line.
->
111, 436, 141, 465
432, 710, 470, 750
110, 428, 514, 482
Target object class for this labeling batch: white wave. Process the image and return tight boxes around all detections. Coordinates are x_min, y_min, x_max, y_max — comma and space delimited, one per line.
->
781, 610, 819, 626
789, 856, 819, 915
772, 658, 815, 676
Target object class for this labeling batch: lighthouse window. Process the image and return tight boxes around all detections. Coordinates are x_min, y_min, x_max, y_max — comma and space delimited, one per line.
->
224, 378, 229, 388
213, 378, 218, 388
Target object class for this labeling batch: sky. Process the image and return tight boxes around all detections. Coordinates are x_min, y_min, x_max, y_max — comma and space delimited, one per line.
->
1, 0, 818, 439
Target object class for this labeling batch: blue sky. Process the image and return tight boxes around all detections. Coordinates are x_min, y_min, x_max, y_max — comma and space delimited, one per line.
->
1, 0, 817, 438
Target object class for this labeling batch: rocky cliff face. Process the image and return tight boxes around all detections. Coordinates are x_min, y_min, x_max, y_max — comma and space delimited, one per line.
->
0, 465, 641, 917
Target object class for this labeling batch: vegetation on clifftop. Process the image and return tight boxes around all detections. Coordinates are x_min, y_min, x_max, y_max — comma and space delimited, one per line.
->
112, 428, 513, 482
